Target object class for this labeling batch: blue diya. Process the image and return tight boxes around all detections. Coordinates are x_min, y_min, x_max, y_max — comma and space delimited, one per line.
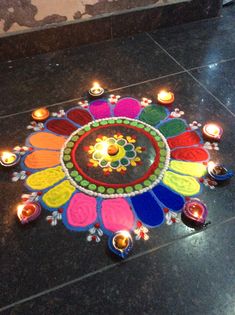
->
208, 163, 233, 183
108, 230, 133, 259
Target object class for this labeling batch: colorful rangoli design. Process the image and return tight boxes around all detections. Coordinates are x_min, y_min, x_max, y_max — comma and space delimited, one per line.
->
18, 97, 210, 243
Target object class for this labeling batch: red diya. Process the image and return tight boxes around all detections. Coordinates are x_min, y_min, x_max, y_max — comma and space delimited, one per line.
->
202, 123, 223, 142
182, 199, 208, 226
17, 202, 41, 224
157, 90, 175, 106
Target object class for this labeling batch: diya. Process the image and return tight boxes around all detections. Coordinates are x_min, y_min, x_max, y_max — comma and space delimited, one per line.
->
108, 230, 133, 259
17, 202, 41, 224
88, 82, 105, 98
207, 162, 233, 183
182, 199, 208, 227
157, 90, 175, 106
202, 123, 223, 142
0, 151, 20, 168
32, 107, 50, 122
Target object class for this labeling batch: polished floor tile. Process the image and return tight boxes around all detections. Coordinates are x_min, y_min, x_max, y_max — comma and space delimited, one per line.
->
7, 219, 235, 315
149, 5, 235, 69
0, 33, 181, 116
0, 72, 234, 311
190, 59, 235, 113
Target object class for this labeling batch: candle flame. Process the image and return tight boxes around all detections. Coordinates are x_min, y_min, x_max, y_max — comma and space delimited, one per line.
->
158, 90, 173, 101
208, 161, 216, 172
2, 151, 13, 159
17, 204, 24, 220
205, 124, 219, 136
93, 82, 100, 89
193, 211, 199, 218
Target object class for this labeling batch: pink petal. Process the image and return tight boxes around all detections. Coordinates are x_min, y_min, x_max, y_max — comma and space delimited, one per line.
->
101, 198, 135, 232
66, 193, 97, 228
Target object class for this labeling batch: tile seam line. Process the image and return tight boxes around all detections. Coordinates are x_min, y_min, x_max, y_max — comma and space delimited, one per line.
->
0, 215, 235, 312
146, 32, 235, 118
0, 70, 186, 120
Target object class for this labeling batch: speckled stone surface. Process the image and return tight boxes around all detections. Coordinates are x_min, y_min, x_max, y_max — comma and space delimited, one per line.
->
0, 4, 234, 315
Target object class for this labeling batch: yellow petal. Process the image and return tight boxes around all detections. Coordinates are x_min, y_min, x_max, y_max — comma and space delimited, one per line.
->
169, 160, 207, 177
26, 166, 65, 190
163, 171, 200, 196
42, 180, 76, 208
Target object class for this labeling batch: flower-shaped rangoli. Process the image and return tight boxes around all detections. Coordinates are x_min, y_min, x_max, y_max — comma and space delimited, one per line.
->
21, 97, 209, 241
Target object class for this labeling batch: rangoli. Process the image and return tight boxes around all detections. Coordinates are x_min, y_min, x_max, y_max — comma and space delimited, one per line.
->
18, 96, 210, 244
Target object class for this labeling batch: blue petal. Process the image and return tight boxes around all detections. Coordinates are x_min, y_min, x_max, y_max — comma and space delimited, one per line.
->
152, 184, 185, 212
131, 192, 164, 227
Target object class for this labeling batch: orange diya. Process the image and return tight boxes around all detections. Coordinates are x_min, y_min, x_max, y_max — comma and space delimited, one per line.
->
32, 107, 50, 122
157, 90, 175, 106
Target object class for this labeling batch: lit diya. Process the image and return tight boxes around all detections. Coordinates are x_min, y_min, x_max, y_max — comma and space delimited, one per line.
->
207, 161, 233, 183
107, 144, 119, 156
32, 107, 50, 122
182, 199, 208, 227
17, 202, 41, 224
108, 230, 133, 259
157, 90, 175, 106
0, 151, 20, 167
202, 123, 223, 142
88, 82, 105, 98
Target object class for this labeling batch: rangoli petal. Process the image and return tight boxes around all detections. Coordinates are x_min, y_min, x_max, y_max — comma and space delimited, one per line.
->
171, 147, 209, 162
67, 108, 93, 126
24, 150, 60, 169
139, 105, 168, 126
131, 192, 164, 227
89, 99, 111, 119
42, 180, 76, 209
167, 131, 201, 149
26, 166, 65, 190
114, 98, 141, 118
152, 184, 185, 212
163, 171, 201, 196
101, 198, 135, 232
169, 160, 207, 177
66, 193, 97, 229
28, 132, 66, 150
158, 119, 187, 138
46, 119, 77, 136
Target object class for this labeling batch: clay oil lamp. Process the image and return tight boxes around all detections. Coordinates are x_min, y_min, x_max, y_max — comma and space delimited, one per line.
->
157, 90, 175, 106
108, 230, 133, 259
0, 151, 20, 168
107, 144, 119, 156
88, 82, 105, 99
207, 161, 233, 184
32, 107, 50, 122
17, 202, 41, 224
182, 199, 208, 228
202, 123, 223, 142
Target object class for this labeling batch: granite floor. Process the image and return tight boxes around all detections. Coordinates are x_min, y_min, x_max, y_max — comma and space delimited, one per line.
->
0, 3, 235, 315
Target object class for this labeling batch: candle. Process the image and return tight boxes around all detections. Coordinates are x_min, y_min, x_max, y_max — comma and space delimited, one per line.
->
89, 82, 105, 98
17, 202, 41, 224
32, 107, 50, 122
207, 161, 233, 183
202, 123, 223, 141
182, 199, 208, 227
157, 90, 175, 106
108, 230, 133, 259
0, 151, 20, 167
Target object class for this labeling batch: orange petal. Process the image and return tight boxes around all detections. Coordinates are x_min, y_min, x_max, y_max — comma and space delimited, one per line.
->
29, 132, 66, 150
25, 150, 60, 169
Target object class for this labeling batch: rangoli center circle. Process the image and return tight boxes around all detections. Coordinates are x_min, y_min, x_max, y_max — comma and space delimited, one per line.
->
61, 117, 170, 198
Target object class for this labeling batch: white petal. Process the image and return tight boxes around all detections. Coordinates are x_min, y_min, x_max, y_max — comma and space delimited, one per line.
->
51, 219, 57, 226
95, 236, 101, 243
12, 177, 19, 182
87, 235, 93, 242
166, 220, 173, 226
46, 216, 53, 221
135, 234, 141, 240
97, 228, 103, 236
144, 234, 150, 241
89, 227, 96, 234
